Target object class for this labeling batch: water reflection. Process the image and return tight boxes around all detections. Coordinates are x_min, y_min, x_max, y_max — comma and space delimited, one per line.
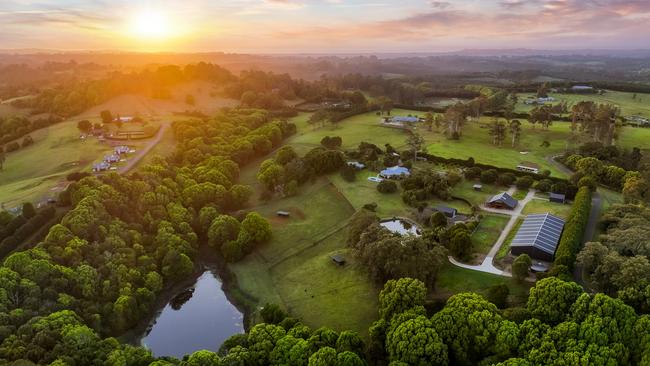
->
141, 271, 244, 358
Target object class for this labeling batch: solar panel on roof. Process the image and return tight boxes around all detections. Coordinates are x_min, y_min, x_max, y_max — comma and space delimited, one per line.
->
511, 213, 565, 255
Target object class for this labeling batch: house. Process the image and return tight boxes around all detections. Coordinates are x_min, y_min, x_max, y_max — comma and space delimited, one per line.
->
115, 145, 130, 155
571, 85, 594, 93
510, 213, 565, 262
276, 211, 290, 217
516, 162, 540, 174
331, 254, 346, 266
379, 166, 410, 179
473, 184, 483, 191
486, 192, 518, 210
347, 161, 366, 170
524, 97, 555, 105
382, 116, 423, 128
433, 205, 457, 218
626, 115, 650, 127
104, 154, 120, 163
115, 116, 134, 123
549, 193, 566, 204
92, 162, 110, 172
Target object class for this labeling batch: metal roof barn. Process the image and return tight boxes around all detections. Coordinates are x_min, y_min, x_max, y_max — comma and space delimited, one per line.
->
511, 213, 565, 261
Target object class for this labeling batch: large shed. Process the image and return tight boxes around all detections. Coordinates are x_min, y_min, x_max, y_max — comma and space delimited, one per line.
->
510, 213, 565, 262
486, 192, 518, 210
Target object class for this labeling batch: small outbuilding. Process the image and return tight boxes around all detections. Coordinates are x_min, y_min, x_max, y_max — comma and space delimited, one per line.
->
549, 193, 566, 204
276, 211, 290, 217
347, 161, 366, 170
331, 254, 346, 266
473, 184, 483, 191
516, 162, 540, 174
511, 213, 565, 262
433, 205, 457, 218
486, 192, 518, 210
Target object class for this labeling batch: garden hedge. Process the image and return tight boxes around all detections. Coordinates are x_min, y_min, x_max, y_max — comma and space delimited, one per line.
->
553, 186, 592, 270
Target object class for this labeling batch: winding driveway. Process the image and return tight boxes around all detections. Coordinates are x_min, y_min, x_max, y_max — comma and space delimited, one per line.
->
118, 121, 170, 174
448, 188, 537, 276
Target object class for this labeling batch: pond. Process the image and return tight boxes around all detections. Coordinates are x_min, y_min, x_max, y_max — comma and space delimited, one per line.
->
380, 218, 421, 236
140, 271, 244, 358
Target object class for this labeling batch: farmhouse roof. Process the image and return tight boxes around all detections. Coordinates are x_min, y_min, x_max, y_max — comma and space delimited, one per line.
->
391, 116, 420, 123
433, 205, 457, 216
511, 213, 565, 256
487, 192, 518, 209
549, 193, 566, 201
380, 166, 410, 177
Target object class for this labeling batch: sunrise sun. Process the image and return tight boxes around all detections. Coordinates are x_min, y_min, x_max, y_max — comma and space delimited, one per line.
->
129, 10, 173, 40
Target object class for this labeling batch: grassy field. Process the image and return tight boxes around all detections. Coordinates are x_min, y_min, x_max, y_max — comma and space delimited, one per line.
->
521, 198, 573, 219
229, 179, 379, 335
425, 120, 572, 178
471, 214, 510, 255
496, 218, 523, 261
0, 118, 113, 208
287, 109, 413, 154
452, 180, 501, 207
515, 90, 650, 117
436, 265, 530, 305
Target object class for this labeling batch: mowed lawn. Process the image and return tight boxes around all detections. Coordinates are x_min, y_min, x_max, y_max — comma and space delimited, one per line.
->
229, 179, 379, 335
471, 214, 510, 255
522, 198, 573, 219
452, 180, 502, 207
436, 265, 531, 306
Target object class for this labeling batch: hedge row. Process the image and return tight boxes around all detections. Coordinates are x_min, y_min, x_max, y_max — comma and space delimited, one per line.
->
553, 186, 592, 270
0, 206, 57, 259
419, 152, 575, 194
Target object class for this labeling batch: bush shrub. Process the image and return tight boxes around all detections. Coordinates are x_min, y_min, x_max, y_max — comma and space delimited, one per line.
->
377, 180, 398, 194
480, 169, 498, 184
516, 176, 534, 190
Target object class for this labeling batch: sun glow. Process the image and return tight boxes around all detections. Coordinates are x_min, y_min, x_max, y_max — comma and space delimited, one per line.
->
129, 10, 173, 40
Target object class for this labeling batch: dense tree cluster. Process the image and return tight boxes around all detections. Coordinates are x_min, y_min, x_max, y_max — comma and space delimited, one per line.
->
13, 63, 235, 117
0, 109, 290, 364
577, 204, 650, 313
0, 203, 56, 259
400, 170, 457, 207
364, 277, 650, 366
0, 115, 62, 145
257, 145, 344, 198
347, 210, 447, 287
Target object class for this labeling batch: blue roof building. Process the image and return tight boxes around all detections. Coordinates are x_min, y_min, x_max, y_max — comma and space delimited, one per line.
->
379, 166, 410, 179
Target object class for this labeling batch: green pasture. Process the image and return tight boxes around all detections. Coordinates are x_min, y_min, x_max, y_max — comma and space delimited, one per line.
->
230, 179, 378, 335
515, 90, 650, 117
0, 118, 114, 207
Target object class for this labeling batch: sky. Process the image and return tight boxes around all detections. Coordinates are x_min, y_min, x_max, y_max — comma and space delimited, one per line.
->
0, 0, 649, 53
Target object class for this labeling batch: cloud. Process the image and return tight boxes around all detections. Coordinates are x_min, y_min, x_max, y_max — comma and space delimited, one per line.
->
430, 1, 451, 9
